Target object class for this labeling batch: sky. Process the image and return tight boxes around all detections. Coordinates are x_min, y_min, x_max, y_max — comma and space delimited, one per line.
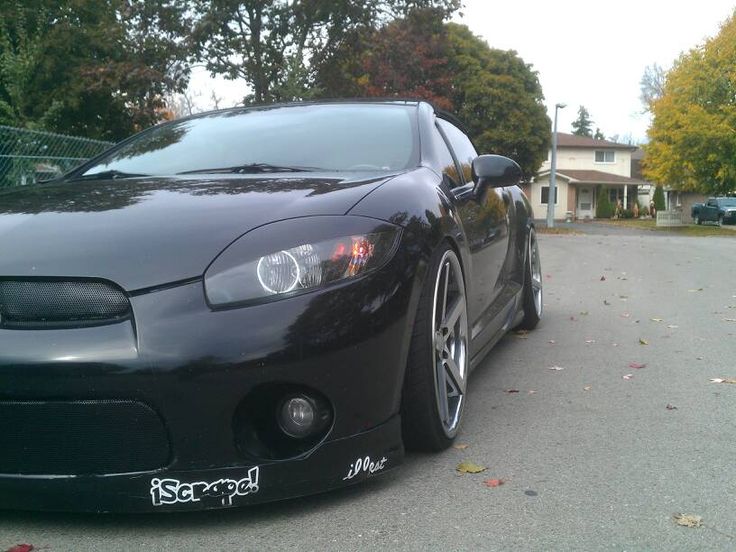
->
189, 0, 736, 143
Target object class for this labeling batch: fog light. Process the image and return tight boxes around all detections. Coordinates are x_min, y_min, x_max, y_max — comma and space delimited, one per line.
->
278, 396, 319, 438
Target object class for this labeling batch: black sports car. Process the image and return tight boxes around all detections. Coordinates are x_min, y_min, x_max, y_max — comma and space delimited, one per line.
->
0, 100, 543, 512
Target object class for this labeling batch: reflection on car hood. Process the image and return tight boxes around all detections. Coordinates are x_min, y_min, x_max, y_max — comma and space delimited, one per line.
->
0, 172, 399, 290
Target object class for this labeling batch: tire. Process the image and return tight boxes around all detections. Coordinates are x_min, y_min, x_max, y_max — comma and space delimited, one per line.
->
516, 227, 543, 331
694, 215, 701, 225
401, 244, 469, 452
717, 215, 723, 227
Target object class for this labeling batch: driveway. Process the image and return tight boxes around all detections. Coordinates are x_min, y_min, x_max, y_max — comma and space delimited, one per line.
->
1, 231, 735, 551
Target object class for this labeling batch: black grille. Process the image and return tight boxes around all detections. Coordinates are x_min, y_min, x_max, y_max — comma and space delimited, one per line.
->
0, 400, 170, 475
0, 279, 130, 329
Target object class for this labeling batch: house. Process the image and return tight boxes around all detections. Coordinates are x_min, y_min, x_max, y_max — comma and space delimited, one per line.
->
523, 133, 645, 220
631, 147, 707, 222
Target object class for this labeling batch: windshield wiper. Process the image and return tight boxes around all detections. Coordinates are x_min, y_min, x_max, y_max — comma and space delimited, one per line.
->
69, 170, 149, 181
177, 163, 318, 175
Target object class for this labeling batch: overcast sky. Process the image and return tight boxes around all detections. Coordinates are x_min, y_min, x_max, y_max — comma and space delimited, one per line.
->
189, 1, 735, 143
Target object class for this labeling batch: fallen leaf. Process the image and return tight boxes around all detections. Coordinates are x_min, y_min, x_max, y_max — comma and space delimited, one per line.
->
583, 385, 592, 391
621, 313, 631, 318
666, 404, 677, 410
569, 316, 577, 321
687, 288, 704, 293
600, 275, 606, 281
667, 325, 679, 329
528, 390, 537, 395
547, 366, 565, 371
622, 374, 634, 380
710, 378, 736, 384
651, 318, 663, 322
580, 311, 589, 316
639, 338, 649, 345
456, 462, 486, 474
548, 339, 556, 344
603, 300, 611, 306
453, 444, 469, 450
484, 478, 505, 488
619, 295, 629, 299
505, 389, 520, 394
629, 362, 647, 369
724, 318, 736, 322
673, 513, 703, 528
585, 339, 596, 344
5, 546, 34, 552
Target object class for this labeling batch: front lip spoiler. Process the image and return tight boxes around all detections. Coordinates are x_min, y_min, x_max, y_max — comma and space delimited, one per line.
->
0, 415, 404, 513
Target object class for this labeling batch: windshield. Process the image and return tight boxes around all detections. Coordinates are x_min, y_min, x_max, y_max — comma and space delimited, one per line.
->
78, 104, 418, 177
718, 198, 736, 206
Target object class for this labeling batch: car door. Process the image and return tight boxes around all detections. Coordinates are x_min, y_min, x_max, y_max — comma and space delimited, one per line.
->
433, 118, 512, 342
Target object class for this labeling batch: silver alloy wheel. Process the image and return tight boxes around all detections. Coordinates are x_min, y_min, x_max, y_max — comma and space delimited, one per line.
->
431, 250, 468, 437
529, 231, 543, 317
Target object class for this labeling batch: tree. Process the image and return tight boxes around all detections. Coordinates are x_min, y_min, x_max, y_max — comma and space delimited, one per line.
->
644, 13, 736, 195
596, 187, 613, 218
191, 0, 460, 105
653, 185, 666, 212
639, 63, 666, 112
444, 24, 550, 177
571, 105, 593, 137
316, 8, 453, 109
0, 1, 191, 140
593, 127, 605, 140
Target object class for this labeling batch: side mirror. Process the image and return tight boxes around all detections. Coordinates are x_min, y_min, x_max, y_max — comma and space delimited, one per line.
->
471, 155, 522, 198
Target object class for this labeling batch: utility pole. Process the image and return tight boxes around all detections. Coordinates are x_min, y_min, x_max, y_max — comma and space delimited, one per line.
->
546, 103, 566, 228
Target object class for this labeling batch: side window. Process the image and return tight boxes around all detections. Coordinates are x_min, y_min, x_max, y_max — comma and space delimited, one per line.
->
437, 119, 478, 184
431, 125, 462, 187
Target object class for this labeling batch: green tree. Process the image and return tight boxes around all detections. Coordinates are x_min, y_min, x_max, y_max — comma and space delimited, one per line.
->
191, 0, 460, 105
653, 185, 666, 212
596, 187, 613, 218
444, 23, 550, 177
593, 127, 605, 140
644, 13, 736, 195
0, 1, 191, 140
571, 105, 593, 137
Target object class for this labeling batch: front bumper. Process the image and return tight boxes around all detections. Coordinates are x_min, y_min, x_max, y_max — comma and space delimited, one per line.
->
0, 250, 419, 512
0, 416, 403, 513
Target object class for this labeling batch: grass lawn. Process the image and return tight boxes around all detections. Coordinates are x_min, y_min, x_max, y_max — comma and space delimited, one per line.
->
594, 218, 736, 236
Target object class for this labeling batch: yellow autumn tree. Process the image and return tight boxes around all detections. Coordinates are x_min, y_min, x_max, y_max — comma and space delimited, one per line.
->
644, 12, 736, 195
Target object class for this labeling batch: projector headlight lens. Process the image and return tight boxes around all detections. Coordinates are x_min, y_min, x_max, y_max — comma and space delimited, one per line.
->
204, 218, 400, 307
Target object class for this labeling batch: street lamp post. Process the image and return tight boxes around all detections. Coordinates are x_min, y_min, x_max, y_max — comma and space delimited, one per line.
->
546, 103, 566, 228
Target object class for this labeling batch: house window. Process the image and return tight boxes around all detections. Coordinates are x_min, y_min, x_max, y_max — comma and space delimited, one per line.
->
595, 150, 615, 163
541, 186, 558, 204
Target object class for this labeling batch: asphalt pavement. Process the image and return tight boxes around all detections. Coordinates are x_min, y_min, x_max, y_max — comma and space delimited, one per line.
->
1, 229, 735, 551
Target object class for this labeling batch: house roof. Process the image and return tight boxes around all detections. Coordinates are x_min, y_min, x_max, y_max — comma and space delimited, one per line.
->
538, 169, 646, 186
556, 133, 637, 151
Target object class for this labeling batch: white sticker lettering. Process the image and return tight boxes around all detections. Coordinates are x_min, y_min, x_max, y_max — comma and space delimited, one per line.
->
343, 455, 388, 480
150, 466, 260, 507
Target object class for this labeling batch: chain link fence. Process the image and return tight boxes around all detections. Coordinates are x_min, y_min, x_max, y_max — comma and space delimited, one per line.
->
0, 125, 114, 188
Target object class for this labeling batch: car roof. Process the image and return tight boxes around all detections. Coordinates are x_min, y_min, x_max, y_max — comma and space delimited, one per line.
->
177, 98, 471, 134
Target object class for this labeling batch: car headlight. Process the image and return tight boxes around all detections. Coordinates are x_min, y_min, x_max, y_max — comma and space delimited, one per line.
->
204, 216, 401, 307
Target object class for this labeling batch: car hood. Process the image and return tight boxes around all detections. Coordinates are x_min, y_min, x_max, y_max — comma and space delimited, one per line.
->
0, 172, 398, 291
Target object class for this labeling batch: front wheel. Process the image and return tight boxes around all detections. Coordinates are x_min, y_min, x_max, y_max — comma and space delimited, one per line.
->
516, 228, 543, 330
402, 244, 469, 451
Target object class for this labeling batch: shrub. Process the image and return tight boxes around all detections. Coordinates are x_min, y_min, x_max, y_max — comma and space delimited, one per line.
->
596, 187, 614, 218
622, 209, 634, 219
641, 205, 650, 217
